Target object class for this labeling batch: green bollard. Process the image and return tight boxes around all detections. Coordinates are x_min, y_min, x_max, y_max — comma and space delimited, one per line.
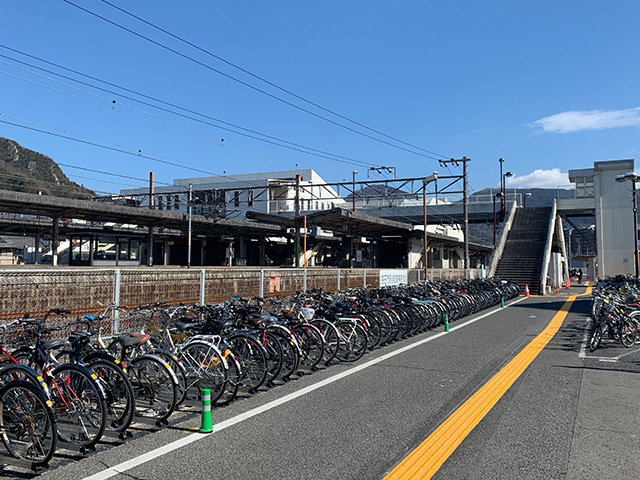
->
200, 388, 213, 433
444, 315, 449, 332
501, 297, 505, 308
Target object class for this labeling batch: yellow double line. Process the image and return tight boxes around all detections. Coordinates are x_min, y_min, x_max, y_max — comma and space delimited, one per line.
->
384, 289, 591, 479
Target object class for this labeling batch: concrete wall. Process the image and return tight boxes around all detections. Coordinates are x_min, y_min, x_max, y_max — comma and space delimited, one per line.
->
594, 161, 635, 277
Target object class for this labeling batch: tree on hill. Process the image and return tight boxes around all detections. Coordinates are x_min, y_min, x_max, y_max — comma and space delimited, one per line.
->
0, 137, 94, 198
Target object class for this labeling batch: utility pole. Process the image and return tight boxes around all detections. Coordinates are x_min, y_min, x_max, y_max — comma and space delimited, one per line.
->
187, 183, 192, 268
422, 173, 438, 282
294, 174, 301, 268
149, 172, 155, 209
148, 172, 155, 267
438, 157, 471, 272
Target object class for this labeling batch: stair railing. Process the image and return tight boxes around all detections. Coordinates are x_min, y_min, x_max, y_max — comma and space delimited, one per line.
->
538, 199, 558, 294
488, 200, 518, 277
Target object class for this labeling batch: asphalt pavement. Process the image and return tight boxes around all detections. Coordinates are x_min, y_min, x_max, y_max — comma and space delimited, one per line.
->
3, 284, 638, 480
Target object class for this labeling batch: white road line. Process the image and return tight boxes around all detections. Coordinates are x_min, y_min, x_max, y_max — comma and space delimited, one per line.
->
578, 319, 590, 358
83, 297, 527, 480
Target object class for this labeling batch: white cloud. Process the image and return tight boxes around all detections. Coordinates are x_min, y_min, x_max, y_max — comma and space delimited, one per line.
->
505, 168, 573, 188
532, 107, 640, 133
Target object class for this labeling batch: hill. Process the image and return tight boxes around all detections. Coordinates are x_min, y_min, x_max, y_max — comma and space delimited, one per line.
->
0, 137, 94, 198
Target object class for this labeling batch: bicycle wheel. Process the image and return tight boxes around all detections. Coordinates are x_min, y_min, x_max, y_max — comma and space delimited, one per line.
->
311, 319, 339, 364
358, 313, 381, 349
0, 364, 49, 396
260, 331, 283, 385
179, 341, 228, 405
0, 380, 57, 469
588, 324, 603, 352
152, 349, 189, 407
619, 319, 637, 348
50, 364, 107, 450
270, 329, 300, 381
226, 335, 268, 392
87, 360, 135, 433
9, 347, 37, 371
334, 320, 368, 363
291, 324, 324, 370
215, 351, 240, 406
128, 355, 177, 422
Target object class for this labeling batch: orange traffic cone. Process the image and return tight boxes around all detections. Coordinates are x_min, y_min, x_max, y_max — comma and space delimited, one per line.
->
565, 277, 571, 289
524, 284, 530, 297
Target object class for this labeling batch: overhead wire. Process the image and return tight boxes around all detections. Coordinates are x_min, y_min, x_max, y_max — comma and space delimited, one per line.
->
0, 118, 217, 176
61, 0, 447, 161
56, 163, 171, 186
0, 115, 300, 189
97, 0, 450, 160
0, 47, 373, 169
0, 171, 100, 196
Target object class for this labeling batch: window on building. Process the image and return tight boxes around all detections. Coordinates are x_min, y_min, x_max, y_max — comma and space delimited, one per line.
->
234, 191, 240, 207
248, 190, 254, 207
117, 238, 140, 261
119, 238, 130, 261
166, 195, 172, 210
94, 236, 116, 261
575, 177, 595, 198
174, 194, 180, 210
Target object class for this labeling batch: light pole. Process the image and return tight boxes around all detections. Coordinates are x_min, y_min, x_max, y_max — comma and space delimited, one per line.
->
493, 192, 503, 246
422, 173, 438, 282
502, 171, 513, 216
524, 192, 532, 208
352, 170, 358, 212
616, 173, 639, 279
499, 158, 504, 214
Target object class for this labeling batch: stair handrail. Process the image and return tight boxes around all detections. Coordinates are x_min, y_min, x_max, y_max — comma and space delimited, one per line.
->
488, 200, 517, 277
539, 199, 558, 294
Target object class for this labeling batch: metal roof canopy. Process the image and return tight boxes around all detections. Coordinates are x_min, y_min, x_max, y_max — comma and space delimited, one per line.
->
0, 189, 283, 237
247, 207, 413, 238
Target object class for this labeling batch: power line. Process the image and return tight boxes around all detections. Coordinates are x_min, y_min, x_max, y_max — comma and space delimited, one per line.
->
97, 0, 451, 160
61, 0, 446, 161
2, 114, 319, 194
57, 162, 171, 186
0, 112, 225, 177
0, 47, 374, 169
0, 171, 99, 196
0, 118, 218, 176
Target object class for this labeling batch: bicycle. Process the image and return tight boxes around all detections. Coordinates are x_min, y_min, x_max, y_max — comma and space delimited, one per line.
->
0, 378, 57, 470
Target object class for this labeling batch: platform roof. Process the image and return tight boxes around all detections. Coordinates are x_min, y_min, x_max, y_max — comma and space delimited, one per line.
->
246, 207, 413, 238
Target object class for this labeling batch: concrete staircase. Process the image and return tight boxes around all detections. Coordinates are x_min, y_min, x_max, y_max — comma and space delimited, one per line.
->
495, 207, 552, 295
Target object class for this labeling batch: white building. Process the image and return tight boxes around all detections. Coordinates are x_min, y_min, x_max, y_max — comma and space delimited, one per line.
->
559, 159, 636, 278
120, 169, 346, 220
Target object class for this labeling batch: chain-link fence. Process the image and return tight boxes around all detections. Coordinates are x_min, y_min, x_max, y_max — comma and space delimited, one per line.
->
0, 267, 483, 321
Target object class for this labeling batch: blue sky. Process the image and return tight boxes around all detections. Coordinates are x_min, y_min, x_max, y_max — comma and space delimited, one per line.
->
1, 0, 639, 197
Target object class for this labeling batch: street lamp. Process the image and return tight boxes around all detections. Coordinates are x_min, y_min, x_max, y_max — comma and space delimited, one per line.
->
502, 171, 514, 215
499, 158, 504, 214
422, 172, 438, 281
493, 192, 503, 246
352, 170, 358, 212
615, 173, 639, 279
524, 192, 532, 208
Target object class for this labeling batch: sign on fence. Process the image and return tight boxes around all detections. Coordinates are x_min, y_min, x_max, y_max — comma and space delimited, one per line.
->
379, 269, 408, 287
